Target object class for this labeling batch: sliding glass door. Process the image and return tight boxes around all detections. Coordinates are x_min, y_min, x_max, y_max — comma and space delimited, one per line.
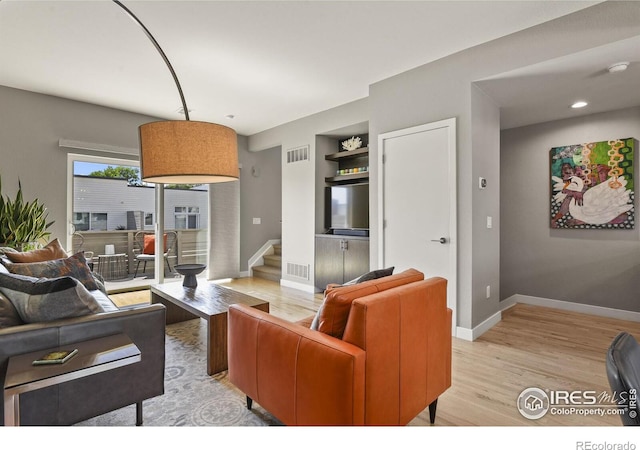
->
67, 153, 210, 292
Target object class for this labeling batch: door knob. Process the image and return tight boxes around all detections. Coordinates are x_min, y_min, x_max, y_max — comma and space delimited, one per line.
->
431, 237, 447, 244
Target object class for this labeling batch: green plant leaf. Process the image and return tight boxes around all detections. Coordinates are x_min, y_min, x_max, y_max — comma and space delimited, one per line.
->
0, 174, 54, 248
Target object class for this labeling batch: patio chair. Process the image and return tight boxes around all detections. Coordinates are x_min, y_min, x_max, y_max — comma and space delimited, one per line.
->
133, 231, 177, 278
70, 232, 94, 270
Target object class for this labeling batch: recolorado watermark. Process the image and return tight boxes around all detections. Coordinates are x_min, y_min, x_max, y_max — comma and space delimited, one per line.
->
576, 442, 636, 450
516, 387, 637, 420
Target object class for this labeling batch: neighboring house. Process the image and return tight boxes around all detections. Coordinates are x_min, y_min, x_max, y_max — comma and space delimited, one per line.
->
73, 175, 209, 231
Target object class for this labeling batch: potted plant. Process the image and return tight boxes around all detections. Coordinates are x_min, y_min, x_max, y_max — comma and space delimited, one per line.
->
0, 175, 54, 251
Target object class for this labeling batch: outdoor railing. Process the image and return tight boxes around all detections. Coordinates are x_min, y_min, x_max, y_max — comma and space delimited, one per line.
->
71, 229, 207, 275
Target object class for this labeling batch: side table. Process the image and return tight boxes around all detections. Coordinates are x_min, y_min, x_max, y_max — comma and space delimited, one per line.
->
96, 253, 128, 280
3, 333, 140, 426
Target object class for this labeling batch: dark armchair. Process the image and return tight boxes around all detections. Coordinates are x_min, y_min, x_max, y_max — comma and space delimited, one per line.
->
606, 332, 640, 426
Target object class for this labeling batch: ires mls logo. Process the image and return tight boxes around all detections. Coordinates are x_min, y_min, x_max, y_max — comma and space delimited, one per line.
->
517, 388, 550, 420
625, 388, 638, 419
517, 387, 637, 420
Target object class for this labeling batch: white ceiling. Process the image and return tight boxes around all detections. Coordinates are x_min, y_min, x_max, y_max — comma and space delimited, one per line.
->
477, 34, 640, 130
0, 0, 616, 136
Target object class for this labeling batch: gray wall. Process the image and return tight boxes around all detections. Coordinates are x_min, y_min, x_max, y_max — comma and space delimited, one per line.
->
0, 85, 151, 242
471, 85, 501, 323
238, 137, 281, 271
0, 85, 279, 275
4, 3, 640, 327
208, 179, 240, 279
249, 98, 369, 289
368, 1, 640, 329
245, 1, 640, 327
501, 106, 640, 312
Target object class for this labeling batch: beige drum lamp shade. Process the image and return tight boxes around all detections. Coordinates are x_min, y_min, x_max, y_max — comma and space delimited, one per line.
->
139, 120, 239, 184
113, 1, 239, 184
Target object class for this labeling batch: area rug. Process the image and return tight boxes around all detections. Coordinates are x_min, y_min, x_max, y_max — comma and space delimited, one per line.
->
76, 319, 279, 426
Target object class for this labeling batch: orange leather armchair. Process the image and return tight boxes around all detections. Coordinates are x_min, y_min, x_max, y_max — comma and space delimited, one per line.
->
228, 269, 452, 425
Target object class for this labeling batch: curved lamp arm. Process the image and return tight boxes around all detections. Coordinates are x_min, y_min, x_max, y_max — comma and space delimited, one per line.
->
112, 0, 190, 120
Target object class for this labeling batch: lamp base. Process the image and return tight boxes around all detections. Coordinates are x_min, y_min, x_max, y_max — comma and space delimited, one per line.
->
182, 274, 198, 288
174, 264, 206, 288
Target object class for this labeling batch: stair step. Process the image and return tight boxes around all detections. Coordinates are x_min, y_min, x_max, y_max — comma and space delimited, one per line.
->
252, 265, 281, 282
273, 244, 281, 256
263, 254, 282, 268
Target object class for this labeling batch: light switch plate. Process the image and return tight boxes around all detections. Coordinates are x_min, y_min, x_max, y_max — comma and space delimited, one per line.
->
252, 218, 261, 225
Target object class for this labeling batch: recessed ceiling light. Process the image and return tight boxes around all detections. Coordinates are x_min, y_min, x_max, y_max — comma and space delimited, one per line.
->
571, 101, 588, 109
225, 114, 235, 119
176, 107, 193, 115
608, 62, 629, 73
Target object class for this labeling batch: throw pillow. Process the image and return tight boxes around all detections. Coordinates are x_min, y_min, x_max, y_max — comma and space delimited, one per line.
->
0, 272, 107, 323
0, 247, 16, 256
0, 290, 23, 328
342, 266, 395, 286
92, 271, 108, 295
310, 301, 325, 331
4, 251, 99, 291
3, 238, 69, 263
142, 234, 168, 255
310, 267, 395, 332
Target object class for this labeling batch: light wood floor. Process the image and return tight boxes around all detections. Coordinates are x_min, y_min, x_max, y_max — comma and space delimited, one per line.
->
110, 278, 640, 426
109, 277, 324, 321
431, 303, 640, 426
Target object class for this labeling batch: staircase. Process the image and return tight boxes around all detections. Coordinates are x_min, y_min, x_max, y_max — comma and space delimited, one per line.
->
251, 244, 282, 282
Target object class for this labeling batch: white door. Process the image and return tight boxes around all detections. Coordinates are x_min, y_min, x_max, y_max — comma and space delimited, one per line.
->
378, 118, 457, 333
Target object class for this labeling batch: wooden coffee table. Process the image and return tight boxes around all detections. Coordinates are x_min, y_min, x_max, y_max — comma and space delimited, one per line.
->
150, 281, 269, 375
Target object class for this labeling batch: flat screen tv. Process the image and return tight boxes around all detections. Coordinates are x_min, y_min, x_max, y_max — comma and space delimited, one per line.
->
325, 183, 369, 233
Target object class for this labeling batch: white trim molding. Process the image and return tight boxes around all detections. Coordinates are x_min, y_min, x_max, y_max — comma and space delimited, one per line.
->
59, 139, 138, 156
502, 294, 640, 323
65, 153, 141, 251
456, 293, 640, 342
280, 278, 317, 294
456, 310, 502, 341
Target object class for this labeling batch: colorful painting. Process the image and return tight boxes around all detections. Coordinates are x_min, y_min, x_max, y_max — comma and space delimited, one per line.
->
550, 138, 635, 229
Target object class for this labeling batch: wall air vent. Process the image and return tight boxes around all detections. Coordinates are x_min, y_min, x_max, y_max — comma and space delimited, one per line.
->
286, 262, 310, 280
286, 145, 310, 164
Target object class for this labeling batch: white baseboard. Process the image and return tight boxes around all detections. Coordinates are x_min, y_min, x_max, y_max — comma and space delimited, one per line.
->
238, 271, 250, 278
456, 310, 502, 341
457, 294, 640, 342
280, 278, 317, 294
502, 294, 640, 322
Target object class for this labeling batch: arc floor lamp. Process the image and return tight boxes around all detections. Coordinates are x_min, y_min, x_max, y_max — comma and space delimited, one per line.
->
113, 0, 239, 183
113, 0, 238, 281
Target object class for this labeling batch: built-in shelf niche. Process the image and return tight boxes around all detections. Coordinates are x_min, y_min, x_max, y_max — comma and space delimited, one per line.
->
324, 144, 369, 185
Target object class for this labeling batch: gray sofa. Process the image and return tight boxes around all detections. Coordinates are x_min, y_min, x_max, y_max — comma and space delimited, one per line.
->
0, 260, 166, 426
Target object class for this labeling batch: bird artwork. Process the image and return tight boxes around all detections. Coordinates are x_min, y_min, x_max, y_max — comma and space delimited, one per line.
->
552, 175, 632, 225
550, 138, 635, 229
